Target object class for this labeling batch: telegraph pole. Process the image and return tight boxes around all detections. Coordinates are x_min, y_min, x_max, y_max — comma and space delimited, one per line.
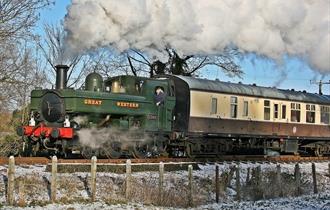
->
310, 80, 330, 95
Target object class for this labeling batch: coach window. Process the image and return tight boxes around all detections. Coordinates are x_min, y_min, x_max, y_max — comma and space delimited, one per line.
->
230, 96, 237, 118
321, 106, 330, 124
306, 104, 315, 123
211, 98, 217, 114
264, 100, 270, 120
274, 104, 279, 119
243, 101, 248, 117
282, 105, 287, 119
290, 103, 301, 122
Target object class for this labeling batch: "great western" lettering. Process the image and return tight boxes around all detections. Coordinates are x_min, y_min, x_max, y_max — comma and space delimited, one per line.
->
84, 99, 103, 105
116, 101, 139, 108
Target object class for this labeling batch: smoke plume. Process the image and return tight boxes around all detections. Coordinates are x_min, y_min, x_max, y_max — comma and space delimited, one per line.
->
77, 127, 150, 149
64, 0, 330, 73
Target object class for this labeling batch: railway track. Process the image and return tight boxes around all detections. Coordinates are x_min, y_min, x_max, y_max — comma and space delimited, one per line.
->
0, 155, 329, 165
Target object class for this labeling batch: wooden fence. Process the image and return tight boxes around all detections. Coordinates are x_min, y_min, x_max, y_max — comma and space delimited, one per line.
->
4, 156, 330, 207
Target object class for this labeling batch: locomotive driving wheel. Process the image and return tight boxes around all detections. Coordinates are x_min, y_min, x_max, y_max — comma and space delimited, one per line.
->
21, 137, 31, 157
131, 140, 163, 158
185, 143, 196, 158
132, 142, 151, 158
81, 147, 97, 159
103, 141, 122, 159
314, 145, 324, 157
21, 137, 39, 157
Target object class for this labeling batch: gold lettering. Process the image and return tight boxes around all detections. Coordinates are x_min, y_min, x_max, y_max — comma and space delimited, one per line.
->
84, 99, 103, 106
116, 101, 139, 108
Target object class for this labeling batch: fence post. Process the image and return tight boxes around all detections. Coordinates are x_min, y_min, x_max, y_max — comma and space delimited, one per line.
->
312, 163, 318, 194
188, 165, 193, 207
91, 156, 97, 201
294, 163, 301, 196
215, 165, 219, 203
276, 164, 281, 197
18, 179, 25, 207
126, 159, 132, 200
256, 166, 263, 199
7, 156, 15, 205
246, 167, 250, 184
159, 162, 164, 205
50, 156, 57, 202
236, 165, 241, 201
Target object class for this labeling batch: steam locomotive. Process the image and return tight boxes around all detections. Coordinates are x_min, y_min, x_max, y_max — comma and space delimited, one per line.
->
17, 65, 330, 158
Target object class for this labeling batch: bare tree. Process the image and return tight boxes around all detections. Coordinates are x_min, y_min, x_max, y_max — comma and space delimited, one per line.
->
183, 48, 243, 77
38, 23, 148, 88
124, 48, 243, 78
0, 0, 53, 42
0, 0, 53, 110
87, 50, 133, 77
38, 23, 242, 87
0, 42, 47, 111
36, 23, 94, 88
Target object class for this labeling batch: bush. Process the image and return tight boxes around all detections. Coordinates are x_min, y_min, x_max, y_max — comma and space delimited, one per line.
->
0, 107, 28, 156
0, 133, 22, 156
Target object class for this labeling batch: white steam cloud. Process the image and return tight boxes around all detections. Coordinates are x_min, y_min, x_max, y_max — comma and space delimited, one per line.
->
64, 0, 330, 73
77, 127, 150, 149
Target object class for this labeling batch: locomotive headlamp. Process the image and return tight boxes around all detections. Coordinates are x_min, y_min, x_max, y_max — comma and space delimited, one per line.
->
29, 112, 36, 126
64, 115, 70, 128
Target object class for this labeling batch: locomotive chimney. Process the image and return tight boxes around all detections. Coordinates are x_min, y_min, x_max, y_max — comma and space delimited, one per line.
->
55, 65, 69, 89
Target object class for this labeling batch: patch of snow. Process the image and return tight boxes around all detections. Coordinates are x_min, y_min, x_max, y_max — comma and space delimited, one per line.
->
0, 161, 329, 209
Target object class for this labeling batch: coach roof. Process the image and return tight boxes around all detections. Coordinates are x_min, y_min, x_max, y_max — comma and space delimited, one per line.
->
173, 75, 330, 105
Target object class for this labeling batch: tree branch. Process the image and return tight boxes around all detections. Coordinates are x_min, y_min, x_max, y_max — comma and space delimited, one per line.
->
127, 55, 137, 76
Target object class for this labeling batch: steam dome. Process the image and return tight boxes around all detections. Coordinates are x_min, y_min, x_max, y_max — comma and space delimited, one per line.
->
85, 72, 103, 91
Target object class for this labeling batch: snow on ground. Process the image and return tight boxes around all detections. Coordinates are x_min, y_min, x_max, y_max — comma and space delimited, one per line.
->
3, 192, 330, 210
0, 161, 329, 209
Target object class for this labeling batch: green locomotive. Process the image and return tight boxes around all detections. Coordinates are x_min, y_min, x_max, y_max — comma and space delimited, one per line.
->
17, 65, 176, 158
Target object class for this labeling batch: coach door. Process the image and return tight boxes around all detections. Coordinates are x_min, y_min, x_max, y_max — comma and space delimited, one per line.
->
155, 84, 175, 132
272, 103, 280, 135
164, 82, 175, 132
